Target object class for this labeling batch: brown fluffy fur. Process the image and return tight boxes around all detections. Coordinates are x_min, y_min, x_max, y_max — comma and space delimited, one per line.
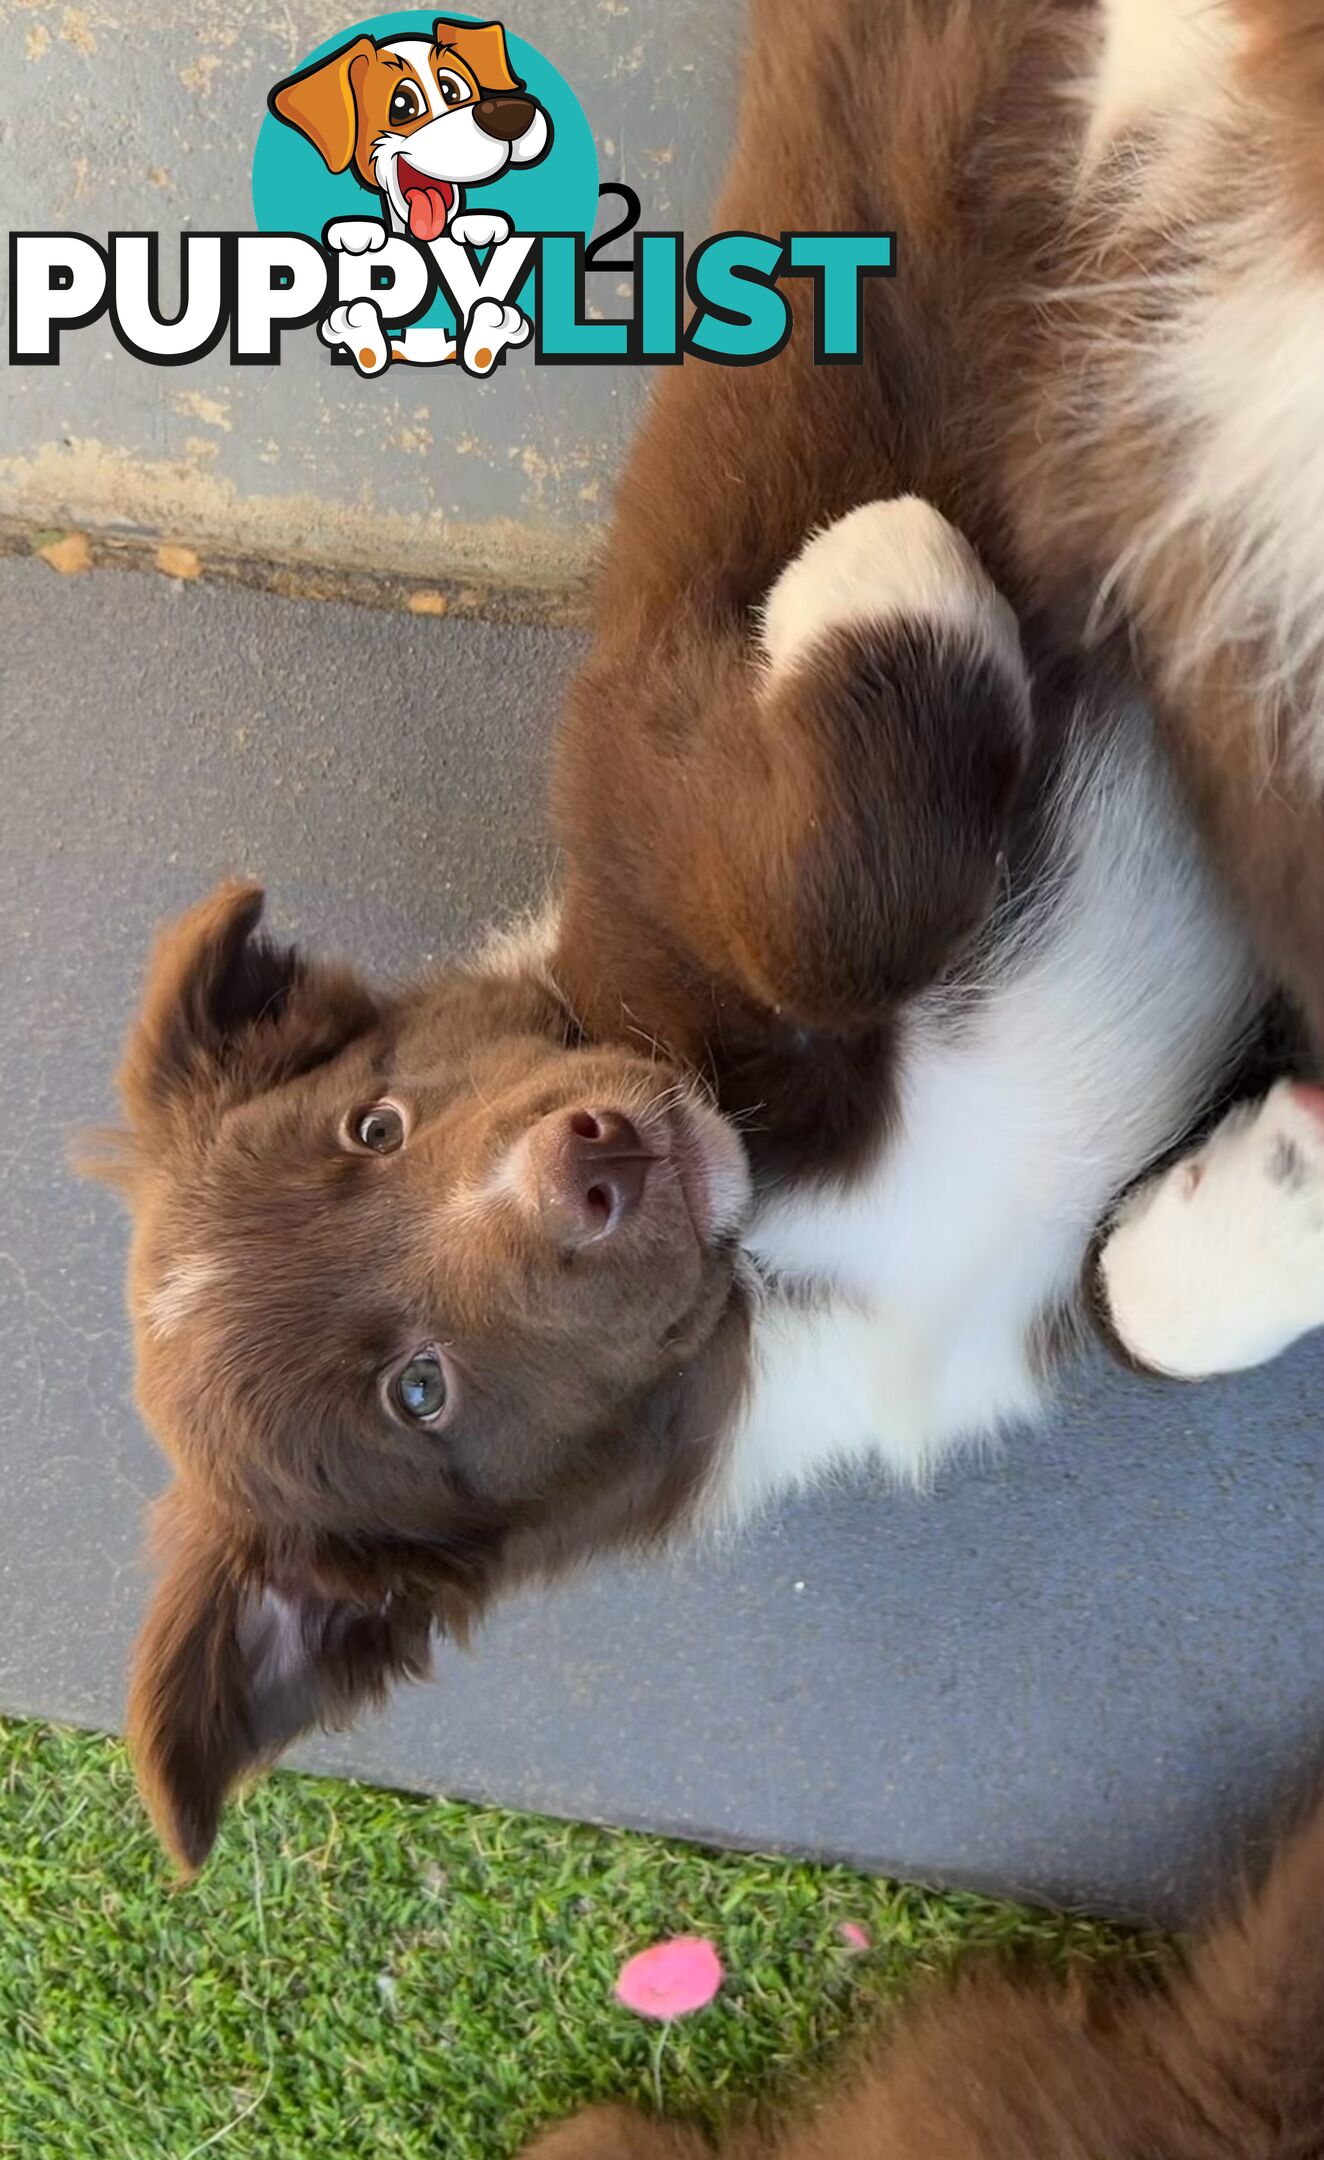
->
520, 1788, 1324, 2160
983, 0, 1324, 1050
1238, 0, 1324, 235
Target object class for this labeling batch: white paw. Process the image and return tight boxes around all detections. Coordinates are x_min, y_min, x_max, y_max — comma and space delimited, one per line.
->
759, 498, 1029, 720
449, 210, 512, 250
319, 297, 390, 375
324, 218, 388, 255
1100, 1080, 1324, 1378
460, 298, 530, 376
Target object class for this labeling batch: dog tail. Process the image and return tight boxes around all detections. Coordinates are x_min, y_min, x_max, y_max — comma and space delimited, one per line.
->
871, 1793, 1324, 2160
513, 1799, 1324, 2160
1139, 1790, 1324, 2149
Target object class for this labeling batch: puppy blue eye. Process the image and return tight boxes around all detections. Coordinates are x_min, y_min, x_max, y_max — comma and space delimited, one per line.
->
350, 1102, 405, 1154
393, 1350, 447, 1424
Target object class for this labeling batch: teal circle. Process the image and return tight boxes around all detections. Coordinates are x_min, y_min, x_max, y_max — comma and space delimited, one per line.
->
252, 11, 599, 334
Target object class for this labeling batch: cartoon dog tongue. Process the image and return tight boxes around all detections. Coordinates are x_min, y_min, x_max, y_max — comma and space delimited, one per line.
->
404, 179, 453, 242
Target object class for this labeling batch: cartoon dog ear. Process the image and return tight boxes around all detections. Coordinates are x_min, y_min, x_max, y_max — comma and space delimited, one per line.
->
129, 1484, 437, 1872
435, 16, 522, 94
434, 19, 552, 166
269, 35, 376, 174
117, 880, 379, 1128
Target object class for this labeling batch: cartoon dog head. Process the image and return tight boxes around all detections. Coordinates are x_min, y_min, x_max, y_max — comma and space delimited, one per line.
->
270, 15, 551, 241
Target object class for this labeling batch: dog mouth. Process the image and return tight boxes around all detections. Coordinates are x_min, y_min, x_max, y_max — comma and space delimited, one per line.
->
664, 1103, 751, 1246
395, 157, 455, 242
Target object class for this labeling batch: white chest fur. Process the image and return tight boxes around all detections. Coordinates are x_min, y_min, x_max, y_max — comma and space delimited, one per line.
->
719, 697, 1259, 1516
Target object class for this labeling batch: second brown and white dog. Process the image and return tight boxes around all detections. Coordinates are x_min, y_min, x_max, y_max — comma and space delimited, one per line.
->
105, 0, 1324, 1870
986, 0, 1324, 1376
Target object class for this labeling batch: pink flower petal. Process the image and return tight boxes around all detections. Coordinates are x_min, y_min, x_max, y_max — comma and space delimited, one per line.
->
838, 1922, 871, 1952
614, 1936, 724, 2019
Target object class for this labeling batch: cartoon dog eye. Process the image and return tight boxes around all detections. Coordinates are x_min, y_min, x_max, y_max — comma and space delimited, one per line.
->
388, 82, 424, 126
436, 68, 471, 107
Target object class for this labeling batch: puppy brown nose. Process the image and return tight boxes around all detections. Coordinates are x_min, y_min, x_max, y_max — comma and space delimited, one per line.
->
473, 94, 537, 141
524, 1108, 653, 1249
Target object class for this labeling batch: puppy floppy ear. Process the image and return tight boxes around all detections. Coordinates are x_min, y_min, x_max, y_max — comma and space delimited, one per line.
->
129, 1484, 436, 1873
269, 35, 376, 174
118, 880, 378, 1127
435, 16, 522, 93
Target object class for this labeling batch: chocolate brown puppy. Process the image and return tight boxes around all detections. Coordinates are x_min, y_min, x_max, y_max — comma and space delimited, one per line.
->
109, 0, 1277, 1869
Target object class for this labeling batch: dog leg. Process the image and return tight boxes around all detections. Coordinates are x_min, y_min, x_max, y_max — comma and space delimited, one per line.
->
318, 297, 391, 376
559, 497, 1033, 1038
760, 497, 1027, 694
324, 221, 453, 368
460, 297, 531, 376
1098, 1080, 1324, 1376
738, 497, 1033, 1025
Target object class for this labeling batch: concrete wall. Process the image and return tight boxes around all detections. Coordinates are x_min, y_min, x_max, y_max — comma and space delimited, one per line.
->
1, 0, 742, 592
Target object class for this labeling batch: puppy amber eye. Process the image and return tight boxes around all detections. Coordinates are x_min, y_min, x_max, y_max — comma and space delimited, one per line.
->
389, 84, 422, 125
349, 1101, 406, 1154
437, 70, 468, 105
393, 1350, 447, 1424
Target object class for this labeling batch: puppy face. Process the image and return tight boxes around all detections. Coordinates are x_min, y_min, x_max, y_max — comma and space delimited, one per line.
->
270, 16, 552, 240
108, 884, 750, 1869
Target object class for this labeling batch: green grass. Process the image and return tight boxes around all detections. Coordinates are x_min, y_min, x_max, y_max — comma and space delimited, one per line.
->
1, 1719, 1154, 2160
